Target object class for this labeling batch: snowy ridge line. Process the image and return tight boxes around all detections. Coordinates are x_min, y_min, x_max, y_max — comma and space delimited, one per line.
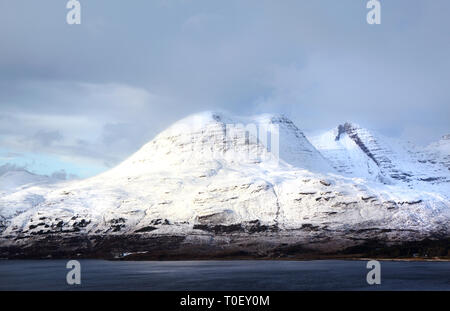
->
309, 122, 450, 194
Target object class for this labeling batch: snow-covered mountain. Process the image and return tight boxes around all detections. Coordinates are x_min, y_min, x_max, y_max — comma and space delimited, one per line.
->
426, 134, 450, 171
0, 164, 70, 194
0, 165, 68, 220
0, 169, 50, 194
309, 123, 450, 192
0, 113, 448, 259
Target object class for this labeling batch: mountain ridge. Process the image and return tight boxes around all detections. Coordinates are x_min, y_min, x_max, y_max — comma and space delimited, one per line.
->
309, 123, 450, 189
0, 112, 448, 259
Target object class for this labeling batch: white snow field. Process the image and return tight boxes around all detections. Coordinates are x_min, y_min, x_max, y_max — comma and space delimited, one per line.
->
0, 112, 448, 257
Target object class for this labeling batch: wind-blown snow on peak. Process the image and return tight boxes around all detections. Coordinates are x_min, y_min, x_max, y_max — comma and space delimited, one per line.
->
335, 122, 360, 140
107, 111, 333, 176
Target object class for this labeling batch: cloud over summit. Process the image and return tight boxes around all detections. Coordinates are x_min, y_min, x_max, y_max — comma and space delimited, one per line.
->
0, 0, 449, 177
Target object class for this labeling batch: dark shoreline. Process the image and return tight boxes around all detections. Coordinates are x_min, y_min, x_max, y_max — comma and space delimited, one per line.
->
1, 235, 449, 261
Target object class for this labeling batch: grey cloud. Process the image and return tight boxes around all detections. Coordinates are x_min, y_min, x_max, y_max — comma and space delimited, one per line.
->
0, 163, 76, 181
32, 130, 63, 147
0, 0, 449, 176
0, 163, 26, 175
50, 169, 78, 181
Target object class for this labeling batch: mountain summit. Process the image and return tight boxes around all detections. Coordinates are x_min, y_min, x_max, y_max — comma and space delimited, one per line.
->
107, 111, 333, 177
309, 123, 450, 189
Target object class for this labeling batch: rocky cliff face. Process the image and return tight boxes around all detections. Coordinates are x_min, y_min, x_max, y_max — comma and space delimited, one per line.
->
0, 112, 449, 259
309, 123, 450, 189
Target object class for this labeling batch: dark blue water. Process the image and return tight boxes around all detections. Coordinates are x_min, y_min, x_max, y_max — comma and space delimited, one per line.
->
0, 260, 449, 291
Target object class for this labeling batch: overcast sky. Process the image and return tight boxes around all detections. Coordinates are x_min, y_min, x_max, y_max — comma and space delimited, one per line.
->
0, 0, 449, 178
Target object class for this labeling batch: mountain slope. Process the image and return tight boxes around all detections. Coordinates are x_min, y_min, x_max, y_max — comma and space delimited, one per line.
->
0, 166, 52, 194
426, 134, 450, 171
0, 166, 68, 220
0, 113, 448, 259
309, 123, 450, 194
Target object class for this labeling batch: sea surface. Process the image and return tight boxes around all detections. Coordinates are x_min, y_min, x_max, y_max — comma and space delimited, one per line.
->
0, 259, 449, 291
